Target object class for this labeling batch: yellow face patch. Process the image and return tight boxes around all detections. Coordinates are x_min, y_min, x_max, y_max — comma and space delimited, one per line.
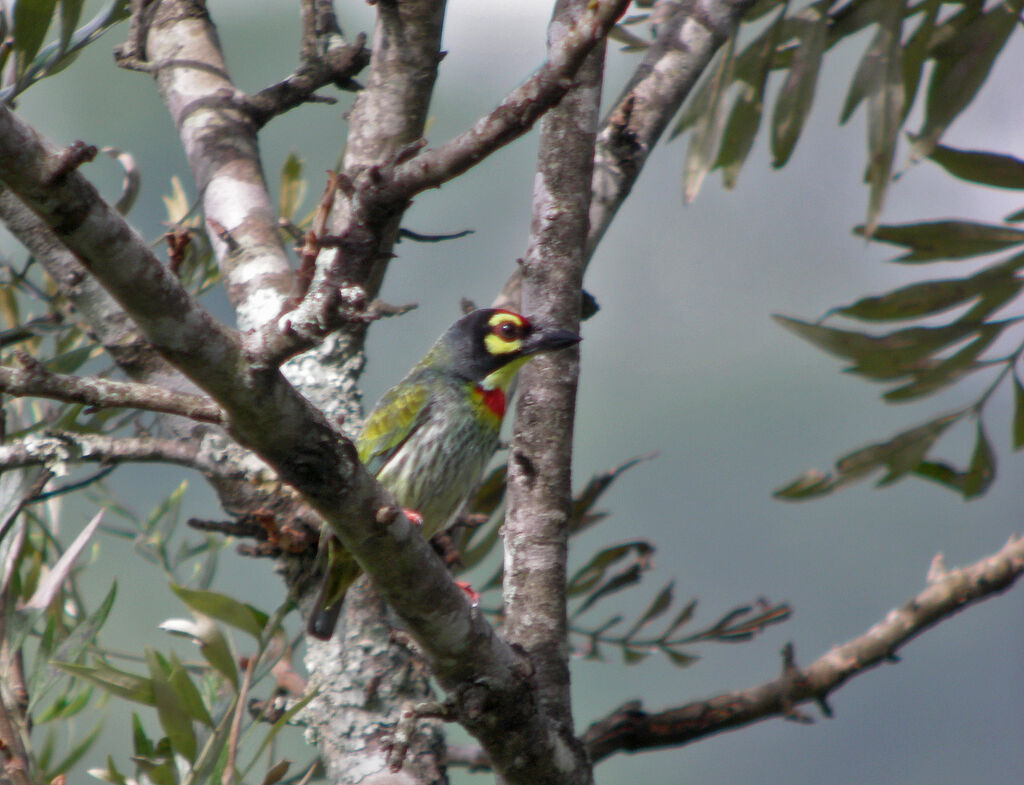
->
483, 310, 529, 356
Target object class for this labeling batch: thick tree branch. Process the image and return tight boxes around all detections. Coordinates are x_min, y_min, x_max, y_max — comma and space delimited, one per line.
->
0, 364, 223, 424
580, 536, 1024, 762
0, 104, 581, 785
503, 0, 602, 768
137, 0, 294, 332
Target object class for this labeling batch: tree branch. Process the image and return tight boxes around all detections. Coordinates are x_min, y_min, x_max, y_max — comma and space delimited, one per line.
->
0, 432, 216, 474
587, 0, 756, 256
386, 0, 630, 198
0, 364, 223, 424
138, 0, 295, 332
503, 0, 601, 762
494, 0, 756, 311
580, 536, 1024, 762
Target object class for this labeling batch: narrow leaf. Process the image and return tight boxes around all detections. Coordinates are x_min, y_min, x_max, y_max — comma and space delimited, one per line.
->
682, 32, 737, 202
912, 0, 1019, 159
856, 220, 1024, 262
277, 151, 306, 222
770, 0, 830, 167
963, 421, 996, 499
623, 582, 674, 640
52, 661, 155, 706
25, 510, 103, 610
662, 647, 700, 668
716, 7, 786, 188
863, 0, 905, 236
928, 144, 1024, 190
147, 649, 197, 762
912, 460, 966, 492
58, 0, 86, 53
899, 0, 939, 121
882, 322, 1004, 403
835, 278, 981, 321
1013, 375, 1024, 450
13, 0, 58, 79
170, 584, 268, 639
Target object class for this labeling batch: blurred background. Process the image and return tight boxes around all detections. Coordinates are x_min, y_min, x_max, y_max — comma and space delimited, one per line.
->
9, 1, 1023, 783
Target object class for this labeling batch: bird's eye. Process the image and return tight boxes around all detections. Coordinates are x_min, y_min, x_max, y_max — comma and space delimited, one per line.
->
491, 319, 525, 342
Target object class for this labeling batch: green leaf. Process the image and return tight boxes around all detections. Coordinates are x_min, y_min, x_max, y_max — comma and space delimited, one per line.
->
54, 581, 117, 665
58, 0, 86, 52
660, 598, 698, 640
52, 661, 155, 706
568, 453, 654, 535
857, 220, 1024, 262
862, 0, 905, 236
661, 647, 700, 668
621, 645, 649, 664
838, 412, 963, 486
899, 0, 939, 122
770, 0, 829, 167
845, 323, 983, 381
260, 760, 292, 785
774, 317, 978, 374
44, 343, 96, 374
773, 469, 836, 500
567, 541, 653, 597
912, 460, 966, 492
882, 322, 1004, 402
963, 421, 996, 499
623, 582, 674, 640
927, 144, 1024, 190
46, 716, 102, 777
13, 0, 58, 79
912, 0, 1020, 159
835, 278, 982, 321
170, 584, 269, 639
277, 150, 306, 222
682, 32, 736, 202
147, 649, 197, 762
35, 686, 93, 723
1013, 375, 1024, 450
716, 7, 786, 188
776, 412, 966, 500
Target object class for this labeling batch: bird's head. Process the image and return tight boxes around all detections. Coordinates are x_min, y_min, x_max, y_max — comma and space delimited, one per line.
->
441, 308, 581, 389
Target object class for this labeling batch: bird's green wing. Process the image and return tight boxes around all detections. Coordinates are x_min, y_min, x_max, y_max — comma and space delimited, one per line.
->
358, 378, 433, 476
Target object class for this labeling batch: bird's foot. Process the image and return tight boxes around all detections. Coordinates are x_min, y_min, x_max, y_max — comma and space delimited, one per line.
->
455, 580, 480, 607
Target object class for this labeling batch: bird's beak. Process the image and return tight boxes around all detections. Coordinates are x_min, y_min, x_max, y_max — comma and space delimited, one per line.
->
522, 324, 582, 355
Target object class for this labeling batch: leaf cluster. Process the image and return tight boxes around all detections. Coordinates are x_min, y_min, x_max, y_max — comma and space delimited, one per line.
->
636, 0, 1023, 233
451, 455, 790, 667
776, 143, 1024, 500
0, 0, 129, 103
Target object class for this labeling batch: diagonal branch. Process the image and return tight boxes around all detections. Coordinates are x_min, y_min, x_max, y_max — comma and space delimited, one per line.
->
0, 364, 223, 424
580, 535, 1024, 762
385, 0, 630, 198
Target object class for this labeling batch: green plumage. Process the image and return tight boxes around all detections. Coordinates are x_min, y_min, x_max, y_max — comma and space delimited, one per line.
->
307, 308, 580, 640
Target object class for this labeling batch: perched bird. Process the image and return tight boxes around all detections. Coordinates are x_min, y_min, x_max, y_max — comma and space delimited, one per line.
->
307, 308, 581, 639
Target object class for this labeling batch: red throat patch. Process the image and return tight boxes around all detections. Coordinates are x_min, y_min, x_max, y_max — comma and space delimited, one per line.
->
474, 385, 506, 418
